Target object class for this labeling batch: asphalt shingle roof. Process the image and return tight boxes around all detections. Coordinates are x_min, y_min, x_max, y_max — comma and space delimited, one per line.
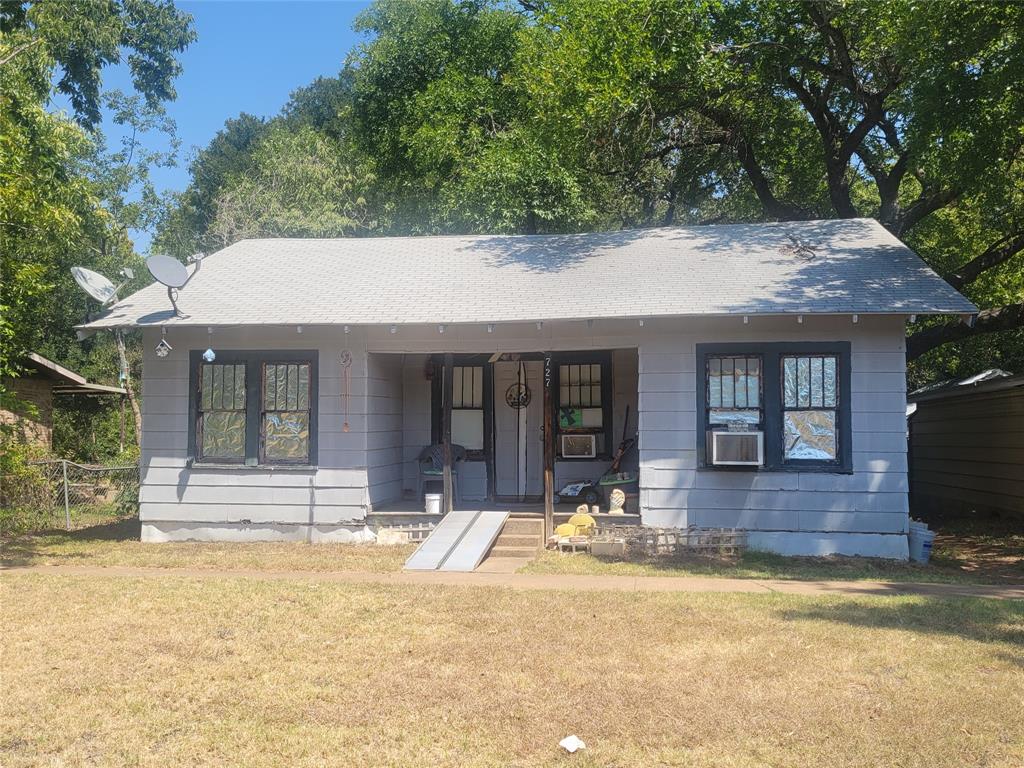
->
80, 218, 976, 329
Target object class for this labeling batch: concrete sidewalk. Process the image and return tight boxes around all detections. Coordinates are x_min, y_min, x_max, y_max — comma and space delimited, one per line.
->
3, 564, 1022, 600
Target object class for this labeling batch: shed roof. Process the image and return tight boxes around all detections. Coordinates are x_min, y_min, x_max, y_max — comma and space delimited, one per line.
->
80, 218, 976, 329
908, 368, 1024, 403
17, 353, 126, 395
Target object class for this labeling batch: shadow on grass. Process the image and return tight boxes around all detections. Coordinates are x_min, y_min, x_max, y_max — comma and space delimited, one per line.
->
777, 595, 1024, 664
0, 517, 139, 567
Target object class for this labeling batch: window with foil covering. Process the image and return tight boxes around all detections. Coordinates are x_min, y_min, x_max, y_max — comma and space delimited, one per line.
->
189, 350, 318, 467
695, 342, 851, 473
262, 363, 312, 462
706, 355, 762, 428
782, 355, 839, 463
198, 364, 247, 461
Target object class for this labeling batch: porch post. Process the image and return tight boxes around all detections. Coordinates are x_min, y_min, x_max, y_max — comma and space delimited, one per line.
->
543, 353, 554, 538
442, 352, 454, 515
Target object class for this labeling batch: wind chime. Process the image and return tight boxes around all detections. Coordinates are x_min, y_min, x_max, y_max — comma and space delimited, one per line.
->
339, 349, 353, 432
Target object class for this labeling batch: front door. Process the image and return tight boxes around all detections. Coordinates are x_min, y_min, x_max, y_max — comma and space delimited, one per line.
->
493, 360, 544, 499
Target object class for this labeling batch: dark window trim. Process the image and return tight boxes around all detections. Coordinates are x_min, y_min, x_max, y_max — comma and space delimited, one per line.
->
553, 351, 613, 461
430, 354, 493, 462
188, 350, 319, 468
696, 342, 851, 473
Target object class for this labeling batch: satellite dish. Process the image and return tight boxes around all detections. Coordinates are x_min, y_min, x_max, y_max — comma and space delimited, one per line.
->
71, 267, 117, 304
146, 252, 204, 317
146, 254, 190, 288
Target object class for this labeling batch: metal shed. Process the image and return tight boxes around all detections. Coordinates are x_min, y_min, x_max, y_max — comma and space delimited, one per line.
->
908, 370, 1024, 518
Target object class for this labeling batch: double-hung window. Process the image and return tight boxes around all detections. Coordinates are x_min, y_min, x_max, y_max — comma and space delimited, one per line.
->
697, 343, 850, 472
782, 354, 839, 462
556, 353, 612, 458
430, 356, 491, 460
197, 363, 247, 460
191, 351, 318, 466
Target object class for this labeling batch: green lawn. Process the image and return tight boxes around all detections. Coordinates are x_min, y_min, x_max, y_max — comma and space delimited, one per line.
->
2, 572, 1022, 767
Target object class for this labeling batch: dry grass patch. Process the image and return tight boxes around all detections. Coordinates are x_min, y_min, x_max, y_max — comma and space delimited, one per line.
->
521, 548, 1000, 584
524, 514, 1024, 586
2, 573, 1022, 767
2, 519, 414, 573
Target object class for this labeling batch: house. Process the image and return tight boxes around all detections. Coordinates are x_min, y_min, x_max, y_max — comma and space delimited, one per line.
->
1, 352, 126, 449
78, 218, 976, 559
908, 369, 1024, 519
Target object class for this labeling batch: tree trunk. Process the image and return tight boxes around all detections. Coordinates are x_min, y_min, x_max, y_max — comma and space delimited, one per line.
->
126, 382, 142, 451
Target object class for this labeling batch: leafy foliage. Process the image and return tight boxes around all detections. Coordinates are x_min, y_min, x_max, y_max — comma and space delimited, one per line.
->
1, 0, 192, 461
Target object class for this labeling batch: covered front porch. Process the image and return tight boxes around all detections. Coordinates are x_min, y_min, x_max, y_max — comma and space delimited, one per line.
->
365, 348, 640, 535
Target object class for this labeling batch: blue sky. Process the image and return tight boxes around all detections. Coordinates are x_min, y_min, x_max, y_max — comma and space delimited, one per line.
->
96, 0, 372, 251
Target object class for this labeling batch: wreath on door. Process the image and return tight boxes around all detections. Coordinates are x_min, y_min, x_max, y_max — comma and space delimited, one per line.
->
504, 382, 532, 409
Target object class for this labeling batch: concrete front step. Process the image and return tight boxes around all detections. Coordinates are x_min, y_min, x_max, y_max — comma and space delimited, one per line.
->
493, 534, 541, 548
487, 546, 540, 559
501, 519, 544, 535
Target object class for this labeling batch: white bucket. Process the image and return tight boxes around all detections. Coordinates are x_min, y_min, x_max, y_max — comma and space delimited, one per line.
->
425, 493, 443, 516
908, 522, 935, 563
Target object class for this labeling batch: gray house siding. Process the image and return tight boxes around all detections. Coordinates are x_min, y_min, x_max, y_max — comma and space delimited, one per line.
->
366, 353, 404, 509
139, 326, 371, 542
137, 315, 909, 557
636, 315, 909, 558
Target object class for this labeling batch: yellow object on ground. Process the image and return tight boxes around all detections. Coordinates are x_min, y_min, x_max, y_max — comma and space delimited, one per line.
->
554, 523, 577, 537
566, 512, 596, 535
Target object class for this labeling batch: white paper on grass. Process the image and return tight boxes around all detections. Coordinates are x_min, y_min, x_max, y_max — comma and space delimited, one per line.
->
559, 735, 586, 753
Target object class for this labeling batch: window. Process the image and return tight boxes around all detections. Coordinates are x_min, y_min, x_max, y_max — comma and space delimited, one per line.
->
556, 354, 612, 458
696, 343, 850, 472
707, 356, 762, 428
430, 356, 492, 459
262, 363, 312, 462
190, 351, 318, 466
451, 365, 484, 451
558, 363, 603, 427
782, 355, 838, 462
198, 364, 247, 461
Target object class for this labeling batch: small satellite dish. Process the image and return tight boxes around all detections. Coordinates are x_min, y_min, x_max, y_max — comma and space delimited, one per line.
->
146, 254, 190, 289
72, 267, 118, 304
146, 253, 204, 317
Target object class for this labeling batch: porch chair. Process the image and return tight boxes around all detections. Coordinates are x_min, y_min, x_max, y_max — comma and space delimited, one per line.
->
416, 443, 467, 508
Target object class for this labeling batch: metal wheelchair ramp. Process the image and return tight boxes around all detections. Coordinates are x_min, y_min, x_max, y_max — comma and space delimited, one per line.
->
404, 510, 510, 572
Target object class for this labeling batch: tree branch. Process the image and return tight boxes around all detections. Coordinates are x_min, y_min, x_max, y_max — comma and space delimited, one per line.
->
701, 106, 809, 220
0, 37, 42, 68
907, 304, 1024, 361
732, 133, 810, 220
944, 232, 1024, 290
892, 187, 959, 236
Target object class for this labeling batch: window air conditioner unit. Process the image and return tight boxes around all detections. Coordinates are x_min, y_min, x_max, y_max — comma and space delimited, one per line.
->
561, 434, 597, 458
710, 430, 764, 466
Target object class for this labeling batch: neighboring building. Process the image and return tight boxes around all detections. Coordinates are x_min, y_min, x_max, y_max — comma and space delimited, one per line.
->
908, 370, 1024, 519
79, 218, 976, 558
1, 353, 126, 449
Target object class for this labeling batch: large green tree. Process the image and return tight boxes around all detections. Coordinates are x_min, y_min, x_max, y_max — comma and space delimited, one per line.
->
1, 0, 193, 454
522, 0, 1023, 379
157, 0, 1022, 384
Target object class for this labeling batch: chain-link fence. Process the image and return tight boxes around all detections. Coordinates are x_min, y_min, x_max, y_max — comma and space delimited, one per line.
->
1, 460, 139, 535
